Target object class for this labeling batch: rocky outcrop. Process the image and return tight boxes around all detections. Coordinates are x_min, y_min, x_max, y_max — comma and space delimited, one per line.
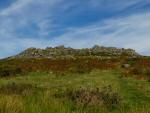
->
13, 45, 140, 59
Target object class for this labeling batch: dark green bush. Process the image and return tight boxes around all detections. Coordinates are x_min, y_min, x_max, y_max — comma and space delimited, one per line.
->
0, 66, 22, 77
66, 86, 122, 109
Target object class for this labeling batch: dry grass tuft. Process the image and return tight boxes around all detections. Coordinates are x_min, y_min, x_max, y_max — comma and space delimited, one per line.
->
0, 82, 34, 96
0, 95, 25, 113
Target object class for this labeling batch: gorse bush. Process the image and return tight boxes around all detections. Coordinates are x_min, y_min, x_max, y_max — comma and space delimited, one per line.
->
100, 85, 122, 109
66, 85, 122, 109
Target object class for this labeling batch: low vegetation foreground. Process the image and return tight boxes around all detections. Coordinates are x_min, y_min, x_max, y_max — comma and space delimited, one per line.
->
0, 46, 149, 113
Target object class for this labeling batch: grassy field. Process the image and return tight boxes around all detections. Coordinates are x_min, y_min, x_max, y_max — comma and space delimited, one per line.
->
0, 69, 149, 113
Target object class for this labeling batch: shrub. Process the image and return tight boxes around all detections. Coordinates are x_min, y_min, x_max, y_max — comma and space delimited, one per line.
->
0, 66, 22, 77
100, 85, 122, 109
66, 85, 122, 109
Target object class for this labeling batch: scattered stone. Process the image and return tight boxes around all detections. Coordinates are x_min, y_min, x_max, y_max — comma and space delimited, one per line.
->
122, 64, 130, 68
12, 45, 140, 59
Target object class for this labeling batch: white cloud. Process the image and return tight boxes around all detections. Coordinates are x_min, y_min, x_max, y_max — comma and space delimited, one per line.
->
88, 0, 149, 12
0, 0, 30, 16
0, 0, 63, 16
1, 11, 150, 58
0, 37, 56, 58
52, 12, 150, 55
0, 0, 150, 58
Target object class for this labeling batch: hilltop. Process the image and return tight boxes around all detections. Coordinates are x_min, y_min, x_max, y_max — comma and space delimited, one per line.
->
11, 45, 140, 59
0, 45, 149, 113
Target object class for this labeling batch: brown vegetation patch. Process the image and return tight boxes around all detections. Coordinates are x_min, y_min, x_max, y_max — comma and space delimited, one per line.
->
0, 58, 119, 77
66, 86, 122, 109
122, 57, 150, 80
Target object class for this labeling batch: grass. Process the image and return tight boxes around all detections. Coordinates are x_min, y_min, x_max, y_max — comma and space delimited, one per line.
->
0, 70, 150, 113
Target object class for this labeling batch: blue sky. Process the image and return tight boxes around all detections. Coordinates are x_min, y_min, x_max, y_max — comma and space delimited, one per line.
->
0, 0, 150, 58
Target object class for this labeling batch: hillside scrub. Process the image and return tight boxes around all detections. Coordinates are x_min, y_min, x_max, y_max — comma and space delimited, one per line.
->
0, 70, 149, 113
0, 58, 119, 77
122, 57, 150, 80
1, 57, 150, 81
66, 86, 122, 110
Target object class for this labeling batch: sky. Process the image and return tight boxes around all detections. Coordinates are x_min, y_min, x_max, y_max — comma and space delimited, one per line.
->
0, 0, 150, 58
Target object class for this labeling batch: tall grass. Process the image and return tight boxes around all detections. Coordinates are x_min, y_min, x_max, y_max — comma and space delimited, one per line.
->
0, 61, 149, 113
0, 95, 24, 113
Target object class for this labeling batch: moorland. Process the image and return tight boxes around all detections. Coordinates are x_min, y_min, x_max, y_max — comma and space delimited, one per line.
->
0, 45, 149, 113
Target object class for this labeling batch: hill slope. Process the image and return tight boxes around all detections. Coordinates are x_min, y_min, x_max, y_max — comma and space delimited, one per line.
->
0, 45, 149, 113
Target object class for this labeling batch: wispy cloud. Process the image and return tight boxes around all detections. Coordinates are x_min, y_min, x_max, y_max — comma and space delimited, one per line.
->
0, 0, 150, 58
52, 12, 150, 55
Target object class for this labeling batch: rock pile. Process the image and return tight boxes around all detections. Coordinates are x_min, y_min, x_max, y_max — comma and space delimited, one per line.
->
13, 45, 140, 59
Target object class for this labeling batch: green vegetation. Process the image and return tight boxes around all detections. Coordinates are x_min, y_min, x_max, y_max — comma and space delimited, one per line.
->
0, 46, 149, 113
0, 70, 149, 113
